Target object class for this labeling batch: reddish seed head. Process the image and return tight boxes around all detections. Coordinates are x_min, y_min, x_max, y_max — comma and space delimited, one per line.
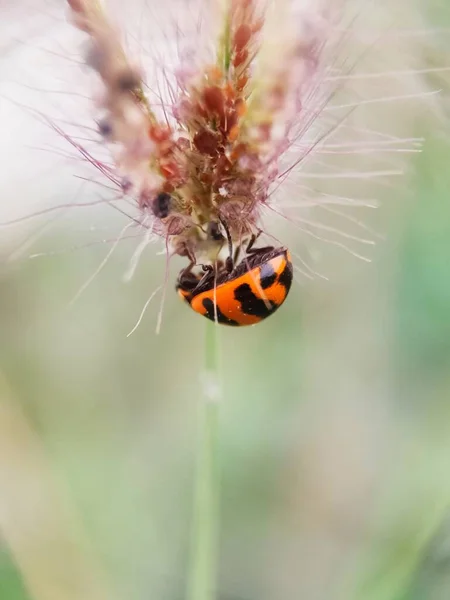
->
233, 24, 252, 54
235, 98, 246, 117
193, 102, 208, 120
160, 160, 180, 179
224, 81, 235, 101
252, 18, 264, 34
230, 143, 247, 161
193, 130, 220, 156
206, 65, 223, 82
233, 50, 249, 69
236, 75, 248, 91
200, 172, 214, 185
225, 111, 238, 134
228, 125, 240, 142
67, 0, 85, 13
258, 122, 272, 142
203, 87, 225, 118
232, 0, 253, 12
149, 125, 171, 143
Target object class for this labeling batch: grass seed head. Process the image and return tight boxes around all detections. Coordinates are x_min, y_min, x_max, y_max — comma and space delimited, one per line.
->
64, 0, 338, 268
55, 0, 448, 290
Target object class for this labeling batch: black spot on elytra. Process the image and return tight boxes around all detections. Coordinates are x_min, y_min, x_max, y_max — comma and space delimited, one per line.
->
234, 283, 276, 318
259, 261, 277, 289
277, 262, 293, 292
202, 298, 239, 326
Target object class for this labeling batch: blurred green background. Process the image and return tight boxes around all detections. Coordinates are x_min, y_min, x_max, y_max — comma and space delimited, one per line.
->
1, 1, 450, 600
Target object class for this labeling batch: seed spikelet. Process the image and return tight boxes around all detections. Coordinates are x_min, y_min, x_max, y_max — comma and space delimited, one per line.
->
65, 0, 346, 267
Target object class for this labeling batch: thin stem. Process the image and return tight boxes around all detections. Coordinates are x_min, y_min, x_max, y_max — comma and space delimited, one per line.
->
187, 321, 221, 600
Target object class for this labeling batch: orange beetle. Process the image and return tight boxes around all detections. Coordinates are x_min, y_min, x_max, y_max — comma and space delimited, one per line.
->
176, 245, 293, 326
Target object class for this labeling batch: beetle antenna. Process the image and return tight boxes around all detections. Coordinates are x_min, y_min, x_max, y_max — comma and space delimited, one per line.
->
219, 216, 234, 272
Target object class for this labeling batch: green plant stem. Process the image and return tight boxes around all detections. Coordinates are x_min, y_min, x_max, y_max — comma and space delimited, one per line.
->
188, 321, 221, 600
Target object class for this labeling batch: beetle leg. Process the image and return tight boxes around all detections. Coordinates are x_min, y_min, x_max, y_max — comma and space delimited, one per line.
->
192, 264, 215, 294
176, 245, 199, 290
245, 230, 274, 257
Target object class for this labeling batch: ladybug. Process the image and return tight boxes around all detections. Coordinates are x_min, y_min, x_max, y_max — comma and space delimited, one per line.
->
176, 240, 293, 326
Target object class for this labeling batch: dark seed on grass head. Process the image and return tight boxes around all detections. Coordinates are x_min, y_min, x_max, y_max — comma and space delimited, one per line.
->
152, 193, 172, 219
207, 222, 224, 241
98, 118, 113, 137
115, 70, 141, 92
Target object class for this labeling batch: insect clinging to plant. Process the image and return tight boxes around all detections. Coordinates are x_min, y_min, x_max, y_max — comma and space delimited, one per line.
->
176, 220, 293, 326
